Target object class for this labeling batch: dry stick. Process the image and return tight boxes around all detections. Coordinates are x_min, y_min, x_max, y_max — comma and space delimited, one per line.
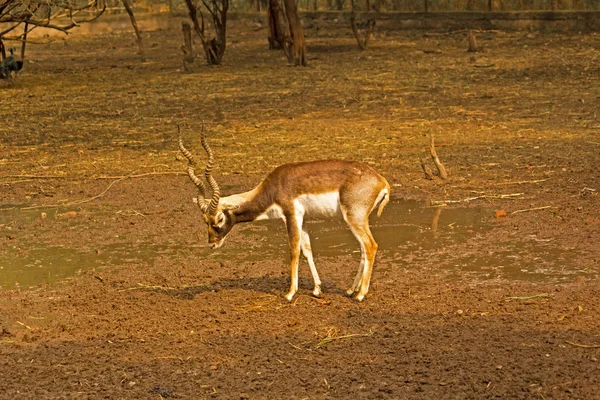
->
495, 178, 549, 186
511, 206, 555, 214
504, 293, 548, 301
20, 176, 130, 210
1, 174, 68, 179
1, 179, 34, 185
420, 158, 435, 180
96, 171, 185, 180
430, 193, 524, 206
429, 135, 448, 179
565, 341, 600, 349
288, 342, 303, 351
16, 321, 34, 330
118, 283, 182, 292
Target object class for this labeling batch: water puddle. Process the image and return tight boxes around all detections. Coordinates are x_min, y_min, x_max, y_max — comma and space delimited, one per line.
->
0, 200, 592, 290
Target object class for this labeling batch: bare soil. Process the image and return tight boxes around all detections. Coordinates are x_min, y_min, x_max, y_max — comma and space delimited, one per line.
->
1, 16, 599, 399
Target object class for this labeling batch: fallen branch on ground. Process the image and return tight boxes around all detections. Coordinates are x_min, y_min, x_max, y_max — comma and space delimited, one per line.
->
118, 283, 184, 292
20, 176, 129, 210
494, 178, 549, 186
420, 158, 435, 180
430, 193, 523, 206
17, 170, 184, 210
314, 329, 374, 349
565, 341, 600, 349
504, 293, 548, 301
511, 206, 556, 214
0, 179, 34, 185
96, 171, 185, 179
1, 174, 68, 179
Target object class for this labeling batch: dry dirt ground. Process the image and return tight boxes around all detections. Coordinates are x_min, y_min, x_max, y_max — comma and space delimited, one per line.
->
1, 14, 599, 399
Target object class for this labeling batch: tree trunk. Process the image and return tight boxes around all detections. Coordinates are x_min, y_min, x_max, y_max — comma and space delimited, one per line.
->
180, 22, 196, 71
281, 0, 307, 66
467, 29, 478, 52
121, 0, 146, 62
183, 0, 228, 65
20, 22, 28, 62
267, 0, 285, 50
350, 0, 376, 50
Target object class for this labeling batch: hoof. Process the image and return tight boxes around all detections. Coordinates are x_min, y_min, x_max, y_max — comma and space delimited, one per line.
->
285, 291, 296, 302
354, 293, 365, 302
346, 288, 356, 297
312, 287, 322, 298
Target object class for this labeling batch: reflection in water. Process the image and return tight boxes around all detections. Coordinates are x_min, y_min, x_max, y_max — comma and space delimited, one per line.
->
0, 200, 592, 290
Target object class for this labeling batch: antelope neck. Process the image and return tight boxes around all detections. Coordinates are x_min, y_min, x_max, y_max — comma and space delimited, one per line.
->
228, 187, 277, 223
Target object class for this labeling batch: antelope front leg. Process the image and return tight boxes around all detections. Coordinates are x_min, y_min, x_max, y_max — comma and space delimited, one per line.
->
284, 213, 303, 302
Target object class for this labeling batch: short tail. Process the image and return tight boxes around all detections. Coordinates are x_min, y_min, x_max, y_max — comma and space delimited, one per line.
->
376, 184, 390, 217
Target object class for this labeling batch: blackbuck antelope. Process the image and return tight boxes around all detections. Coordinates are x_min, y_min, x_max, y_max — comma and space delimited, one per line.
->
178, 125, 390, 301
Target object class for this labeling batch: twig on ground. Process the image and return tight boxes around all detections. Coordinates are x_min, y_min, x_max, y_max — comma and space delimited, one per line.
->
288, 342, 304, 351
96, 171, 185, 179
0, 174, 68, 179
495, 178, 549, 186
0, 179, 34, 185
511, 206, 556, 214
504, 293, 548, 301
420, 158, 435, 180
565, 341, 600, 349
20, 176, 129, 210
116, 209, 146, 217
117, 283, 181, 292
430, 193, 523, 206
16, 321, 34, 330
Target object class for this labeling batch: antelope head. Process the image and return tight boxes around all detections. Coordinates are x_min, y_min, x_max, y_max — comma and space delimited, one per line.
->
178, 124, 233, 249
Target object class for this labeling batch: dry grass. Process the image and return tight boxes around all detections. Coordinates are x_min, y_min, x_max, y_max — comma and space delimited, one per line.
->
1, 17, 598, 203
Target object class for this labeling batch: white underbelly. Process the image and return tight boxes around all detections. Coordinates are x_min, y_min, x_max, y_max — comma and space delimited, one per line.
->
254, 192, 341, 221
294, 192, 341, 219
